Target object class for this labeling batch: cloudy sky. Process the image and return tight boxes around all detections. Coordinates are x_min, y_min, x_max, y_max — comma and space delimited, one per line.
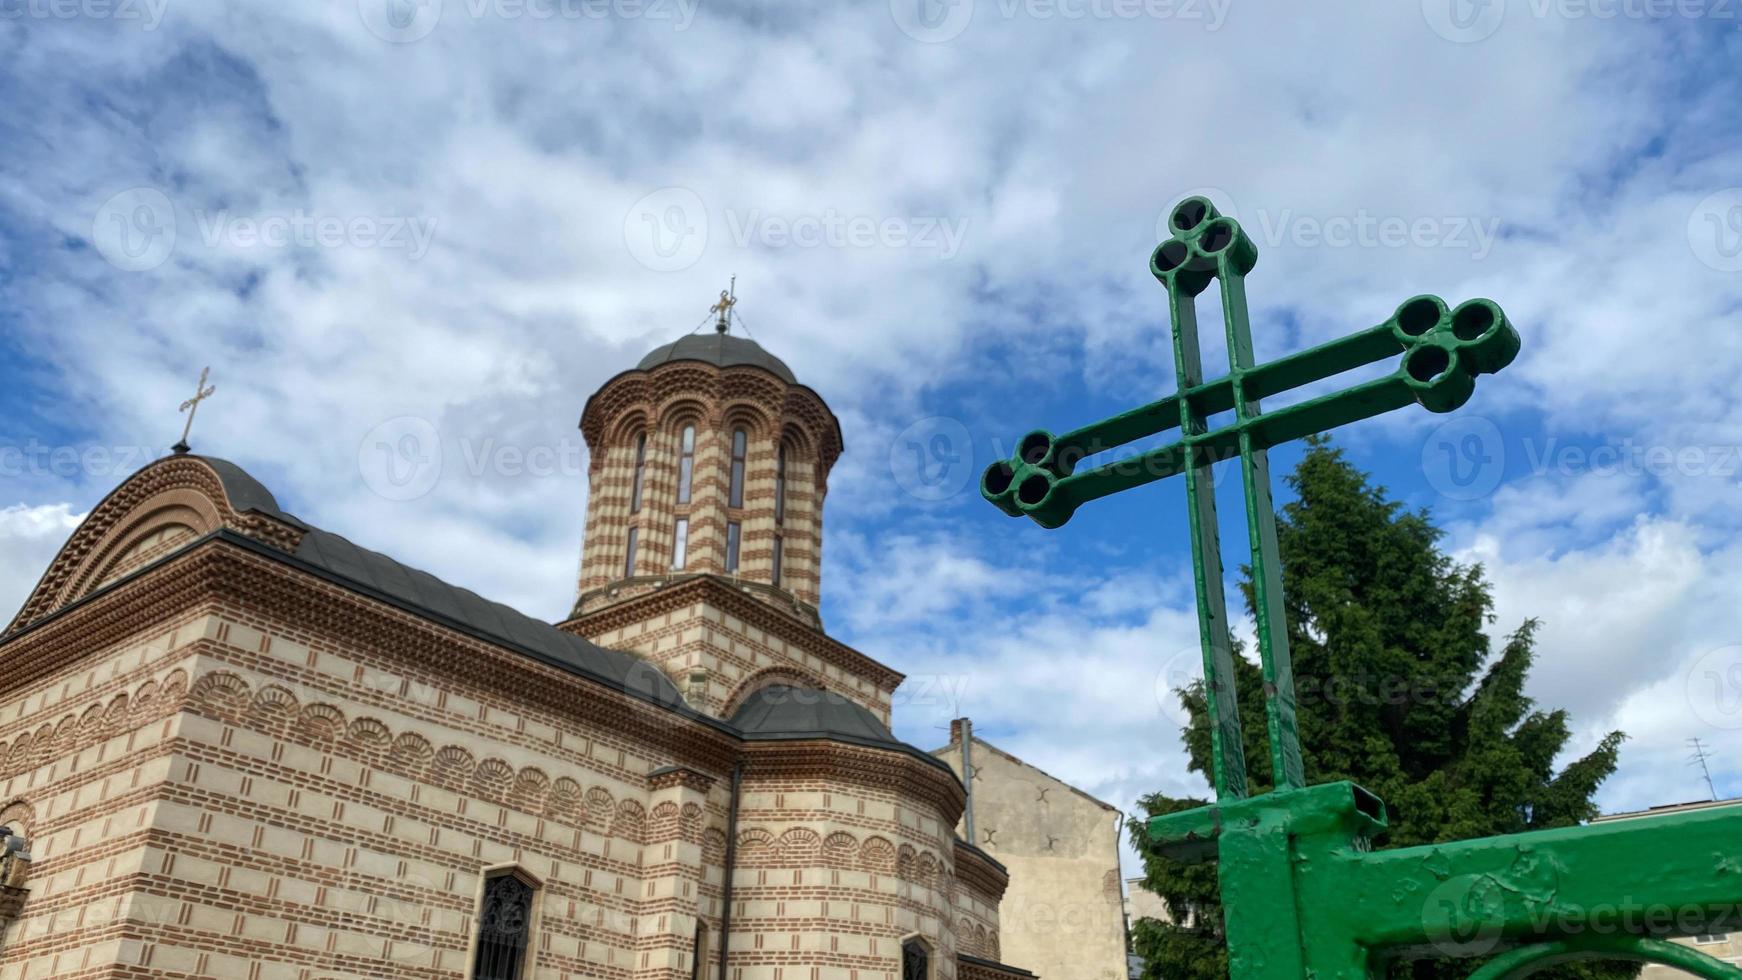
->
3, 0, 1742, 875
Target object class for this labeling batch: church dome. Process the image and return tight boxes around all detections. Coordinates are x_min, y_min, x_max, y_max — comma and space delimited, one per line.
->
636, 332, 797, 384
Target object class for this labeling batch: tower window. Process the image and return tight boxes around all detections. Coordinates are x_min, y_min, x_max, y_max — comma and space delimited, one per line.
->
901, 939, 929, 980
728, 428, 747, 508
629, 433, 647, 514
771, 536, 783, 587
774, 444, 787, 524
623, 527, 639, 579
471, 871, 536, 980
676, 425, 696, 504
672, 518, 689, 570
725, 521, 741, 572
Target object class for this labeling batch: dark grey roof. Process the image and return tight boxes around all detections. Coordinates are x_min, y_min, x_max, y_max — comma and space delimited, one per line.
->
731, 684, 903, 746
200, 455, 306, 528
958, 954, 1038, 978
637, 332, 797, 384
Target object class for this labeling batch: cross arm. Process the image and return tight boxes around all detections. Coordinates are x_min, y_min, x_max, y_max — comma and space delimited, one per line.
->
982, 295, 1519, 529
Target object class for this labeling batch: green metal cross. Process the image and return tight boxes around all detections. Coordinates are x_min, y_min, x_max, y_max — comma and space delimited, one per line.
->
983, 197, 1742, 980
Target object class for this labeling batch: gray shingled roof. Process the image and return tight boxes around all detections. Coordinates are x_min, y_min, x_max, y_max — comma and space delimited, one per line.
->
637, 332, 797, 383
730, 684, 904, 748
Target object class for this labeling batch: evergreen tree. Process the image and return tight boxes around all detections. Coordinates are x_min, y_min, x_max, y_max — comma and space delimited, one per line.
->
1129, 438, 1626, 980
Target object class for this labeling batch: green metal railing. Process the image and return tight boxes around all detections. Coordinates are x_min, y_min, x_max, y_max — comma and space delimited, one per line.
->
983, 197, 1742, 980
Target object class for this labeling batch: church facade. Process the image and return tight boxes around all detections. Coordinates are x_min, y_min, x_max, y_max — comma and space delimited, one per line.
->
0, 322, 1034, 980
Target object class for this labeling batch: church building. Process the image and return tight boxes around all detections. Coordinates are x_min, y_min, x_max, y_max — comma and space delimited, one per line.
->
0, 305, 1038, 980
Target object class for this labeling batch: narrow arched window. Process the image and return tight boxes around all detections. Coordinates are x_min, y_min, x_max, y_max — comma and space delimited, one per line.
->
629, 433, 647, 514
771, 536, 783, 587
472, 872, 536, 980
623, 527, 639, 579
672, 518, 689, 570
902, 939, 929, 980
728, 428, 747, 508
676, 425, 696, 504
773, 443, 787, 524
725, 522, 741, 573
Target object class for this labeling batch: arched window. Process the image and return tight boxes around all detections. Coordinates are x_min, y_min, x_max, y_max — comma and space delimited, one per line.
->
676, 425, 696, 504
671, 518, 689, 570
623, 527, 639, 579
728, 428, 747, 508
725, 522, 741, 573
773, 443, 787, 523
472, 871, 537, 980
902, 938, 930, 980
629, 433, 647, 514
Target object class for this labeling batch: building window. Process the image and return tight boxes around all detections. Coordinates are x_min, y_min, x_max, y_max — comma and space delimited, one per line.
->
472, 872, 536, 980
691, 923, 708, 980
774, 443, 787, 524
771, 536, 783, 587
728, 428, 747, 508
1696, 933, 1731, 945
672, 518, 689, 570
676, 424, 696, 504
629, 433, 647, 514
901, 939, 929, 980
623, 527, 638, 579
725, 521, 741, 572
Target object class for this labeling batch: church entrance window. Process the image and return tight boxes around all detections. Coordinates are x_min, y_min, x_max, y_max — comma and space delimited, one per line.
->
471, 871, 536, 980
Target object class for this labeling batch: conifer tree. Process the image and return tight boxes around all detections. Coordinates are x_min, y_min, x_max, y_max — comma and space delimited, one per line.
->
1130, 438, 1626, 980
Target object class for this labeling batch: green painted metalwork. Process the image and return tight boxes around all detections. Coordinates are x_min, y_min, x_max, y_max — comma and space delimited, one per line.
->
982, 196, 1742, 979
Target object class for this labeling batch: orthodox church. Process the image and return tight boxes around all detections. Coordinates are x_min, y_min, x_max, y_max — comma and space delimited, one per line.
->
0, 301, 1042, 980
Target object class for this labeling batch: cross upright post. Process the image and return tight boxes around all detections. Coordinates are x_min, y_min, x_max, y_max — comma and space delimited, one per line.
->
983, 197, 1742, 980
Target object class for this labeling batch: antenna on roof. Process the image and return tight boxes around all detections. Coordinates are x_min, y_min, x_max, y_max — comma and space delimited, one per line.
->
1690, 737, 1719, 801
710, 276, 737, 334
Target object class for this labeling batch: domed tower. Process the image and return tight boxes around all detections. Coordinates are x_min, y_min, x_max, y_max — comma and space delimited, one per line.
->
562, 291, 902, 722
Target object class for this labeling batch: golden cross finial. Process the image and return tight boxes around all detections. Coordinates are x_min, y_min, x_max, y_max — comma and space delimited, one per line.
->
172, 366, 216, 454
710, 276, 737, 334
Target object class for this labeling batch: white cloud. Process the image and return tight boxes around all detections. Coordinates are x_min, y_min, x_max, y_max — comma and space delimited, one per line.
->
0, 504, 85, 624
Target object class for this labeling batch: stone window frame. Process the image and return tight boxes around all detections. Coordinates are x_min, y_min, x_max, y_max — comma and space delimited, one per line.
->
898, 932, 938, 980
464, 863, 545, 980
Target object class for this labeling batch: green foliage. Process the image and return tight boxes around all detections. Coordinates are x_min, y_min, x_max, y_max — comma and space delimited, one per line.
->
1128, 438, 1628, 980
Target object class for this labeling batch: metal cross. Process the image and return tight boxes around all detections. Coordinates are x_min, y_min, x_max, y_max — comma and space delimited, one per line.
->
984, 196, 1519, 799
172, 366, 216, 455
982, 198, 1742, 980
710, 277, 737, 334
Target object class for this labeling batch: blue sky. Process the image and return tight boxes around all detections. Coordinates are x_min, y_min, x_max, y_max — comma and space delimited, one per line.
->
4, 0, 1742, 875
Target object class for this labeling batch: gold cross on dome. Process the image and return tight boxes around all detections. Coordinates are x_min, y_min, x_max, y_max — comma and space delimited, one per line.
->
711, 277, 737, 333
172, 366, 216, 454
